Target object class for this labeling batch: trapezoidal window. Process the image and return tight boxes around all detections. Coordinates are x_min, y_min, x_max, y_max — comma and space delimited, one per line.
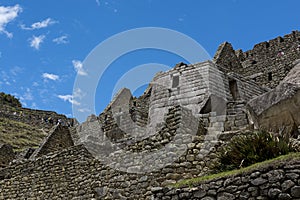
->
229, 79, 240, 101
172, 75, 179, 88
268, 72, 272, 81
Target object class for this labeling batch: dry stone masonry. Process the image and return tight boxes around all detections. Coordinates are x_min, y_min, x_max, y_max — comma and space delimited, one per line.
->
0, 31, 300, 199
215, 31, 300, 89
152, 157, 300, 200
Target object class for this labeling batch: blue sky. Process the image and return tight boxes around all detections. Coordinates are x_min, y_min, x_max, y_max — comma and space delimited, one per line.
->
0, 0, 299, 121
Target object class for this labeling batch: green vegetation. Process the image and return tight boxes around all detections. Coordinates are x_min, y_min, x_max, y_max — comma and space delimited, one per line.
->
0, 118, 46, 151
0, 92, 22, 107
172, 130, 298, 188
173, 152, 300, 188
215, 130, 295, 172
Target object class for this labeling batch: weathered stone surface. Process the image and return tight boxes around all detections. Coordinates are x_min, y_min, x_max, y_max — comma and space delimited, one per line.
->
278, 193, 292, 200
0, 144, 15, 168
193, 188, 206, 198
30, 125, 75, 158
282, 180, 295, 192
247, 59, 300, 134
268, 188, 281, 198
291, 186, 300, 197
152, 158, 300, 200
217, 192, 235, 200
215, 31, 300, 89
251, 177, 268, 186
239, 191, 250, 200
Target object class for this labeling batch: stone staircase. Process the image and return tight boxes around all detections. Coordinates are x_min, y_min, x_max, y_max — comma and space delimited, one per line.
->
202, 112, 226, 152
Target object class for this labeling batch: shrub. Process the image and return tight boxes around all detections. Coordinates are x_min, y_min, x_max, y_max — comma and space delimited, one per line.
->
0, 92, 22, 107
215, 130, 295, 171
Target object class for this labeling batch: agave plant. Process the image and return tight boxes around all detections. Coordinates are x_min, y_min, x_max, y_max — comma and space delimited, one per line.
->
215, 130, 295, 171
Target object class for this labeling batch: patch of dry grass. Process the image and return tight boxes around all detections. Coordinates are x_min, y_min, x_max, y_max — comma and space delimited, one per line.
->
0, 117, 47, 151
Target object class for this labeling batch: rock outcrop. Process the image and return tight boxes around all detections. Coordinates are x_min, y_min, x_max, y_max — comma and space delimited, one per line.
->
247, 59, 300, 135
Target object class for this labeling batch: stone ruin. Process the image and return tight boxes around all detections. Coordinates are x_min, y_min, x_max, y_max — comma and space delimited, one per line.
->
0, 31, 300, 199
0, 144, 15, 168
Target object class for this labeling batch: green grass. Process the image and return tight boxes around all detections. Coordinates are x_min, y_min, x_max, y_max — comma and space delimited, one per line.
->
0, 117, 47, 152
173, 152, 300, 188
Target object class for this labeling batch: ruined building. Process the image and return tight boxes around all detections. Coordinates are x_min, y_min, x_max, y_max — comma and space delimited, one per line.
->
0, 31, 300, 199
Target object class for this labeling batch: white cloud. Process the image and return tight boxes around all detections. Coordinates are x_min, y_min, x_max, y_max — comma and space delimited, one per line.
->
21, 18, 57, 30
22, 88, 33, 101
73, 88, 85, 99
10, 66, 23, 76
0, 70, 10, 85
29, 35, 45, 50
57, 94, 80, 106
42, 73, 59, 81
31, 102, 38, 109
96, 0, 100, 6
0, 4, 22, 38
13, 88, 34, 107
72, 60, 87, 76
53, 35, 68, 44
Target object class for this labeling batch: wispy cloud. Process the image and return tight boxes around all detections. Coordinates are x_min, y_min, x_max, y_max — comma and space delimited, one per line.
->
57, 94, 80, 106
21, 88, 33, 101
0, 66, 23, 85
96, 0, 100, 6
29, 35, 45, 50
10, 66, 23, 76
13, 88, 34, 107
42, 73, 59, 81
53, 35, 68, 44
21, 18, 57, 30
72, 60, 87, 76
78, 108, 91, 113
73, 88, 85, 99
0, 4, 22, 38
0, 70, 10, 85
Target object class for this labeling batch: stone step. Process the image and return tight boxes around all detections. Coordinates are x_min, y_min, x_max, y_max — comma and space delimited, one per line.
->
207, 126, 224, 132
210, 122, 224, 128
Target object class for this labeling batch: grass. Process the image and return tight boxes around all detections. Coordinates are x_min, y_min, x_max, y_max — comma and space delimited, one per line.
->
0, 117, 47, 152
173, 152, 300, 188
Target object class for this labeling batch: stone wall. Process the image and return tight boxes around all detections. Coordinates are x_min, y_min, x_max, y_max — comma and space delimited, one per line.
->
0, 105, 237, 199
0, 104, 75, 129
149, 61, 229, 121
1, 31, 299, 199
30, 125, 75, 159
1, 142, 300, 199
215, 30, 300, 89
152, 157, 300, 200
0, 144, 15, 168
94, 60, 266, 144
97, 87, 150, 142
0, 141, 219, 200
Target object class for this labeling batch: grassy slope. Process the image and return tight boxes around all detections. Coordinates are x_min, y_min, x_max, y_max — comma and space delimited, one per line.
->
0, 117, 47, 152
173, 152, 300, 188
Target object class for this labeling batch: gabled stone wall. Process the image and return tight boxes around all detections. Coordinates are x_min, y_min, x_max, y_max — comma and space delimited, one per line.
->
215, 31, 300, 89
30, 125, 75, 159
